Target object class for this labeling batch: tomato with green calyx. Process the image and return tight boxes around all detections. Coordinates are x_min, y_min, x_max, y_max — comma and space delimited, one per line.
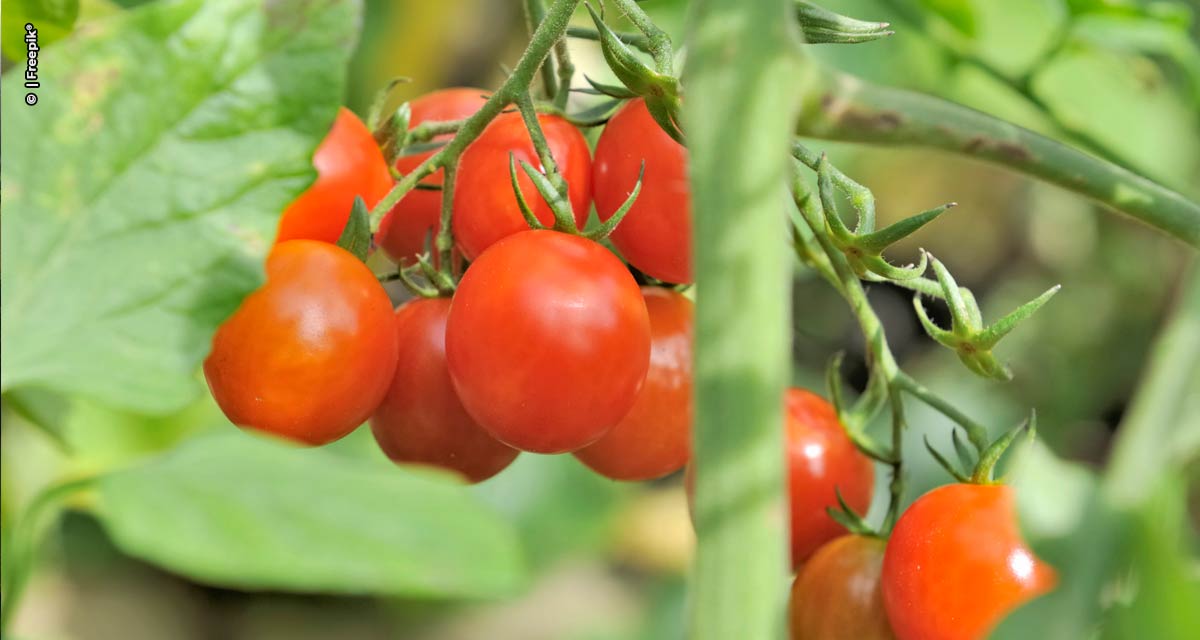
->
575, 286, 692, 480
452, 112, 591, 260
370, 297, 518, 483
786, 388, 875, 567
446, 230, 650, 453
790, 535, 895, 640
376, 88, 489, 264
204, 240, 398, 445
593, 98, 692, 284
881, 483, 1057, 640
276, 108, 392, 245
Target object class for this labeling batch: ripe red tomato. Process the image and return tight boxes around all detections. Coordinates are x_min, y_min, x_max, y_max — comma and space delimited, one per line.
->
276, 108, 393, 245
786, 388, 875, 567
789, 535, 895, 640
376, 88, 489, 264
452, 112, 591, 261
574, 287, 692, 480
204, 240, 398, 445
370, 297, 518, 483
445, 230, 650, 453
593, 98, 692, 284
881, 483, 1057, 640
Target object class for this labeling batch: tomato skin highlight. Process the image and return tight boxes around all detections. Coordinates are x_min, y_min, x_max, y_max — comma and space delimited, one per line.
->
789, 535, 896, 640
786, 388, 875, 567
445, 230, 650, 454
881, 483, 1057, 640
574, 287, 692, 480
376, 88, 489, 263
452, 113, 591, 260
593, 98, 692, 284
370, 297, 518, 483
204, 240, 398, 445
276, 108, 392, 245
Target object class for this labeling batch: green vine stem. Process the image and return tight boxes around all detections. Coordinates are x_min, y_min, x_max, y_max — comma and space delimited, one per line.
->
682, 0, 804, 636
796, 69, 1200, 248
367, 0, 583, 234
0, 476, 95, 634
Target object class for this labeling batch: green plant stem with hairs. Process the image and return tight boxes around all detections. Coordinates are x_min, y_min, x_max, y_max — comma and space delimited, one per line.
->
796, 68, 1200, 248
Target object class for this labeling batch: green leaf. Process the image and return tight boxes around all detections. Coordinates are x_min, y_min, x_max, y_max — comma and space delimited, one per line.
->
336, 197, 371, 262
95, 433, 526, 598
917, 0, 976, 37
1, 0, 79, 62
0, 0, 359, 413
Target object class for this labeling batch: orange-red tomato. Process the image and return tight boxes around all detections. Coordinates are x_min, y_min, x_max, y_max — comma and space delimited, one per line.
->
593, 98, 692, 283
452, 113, 591, 260
370, 297, 518, 483
445, 230, 650, 453
881, 483, 1057, 640
574, 287, 692, 480
789, 535, 895, 640
276, 108, 392, 245
204, 241, 398, 445
787, 389, 875, 566
376, 88, 489, 263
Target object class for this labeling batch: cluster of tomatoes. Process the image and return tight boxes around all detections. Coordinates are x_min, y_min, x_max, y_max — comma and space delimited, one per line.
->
202, 88, 1053, 640
205, 89, 692, 483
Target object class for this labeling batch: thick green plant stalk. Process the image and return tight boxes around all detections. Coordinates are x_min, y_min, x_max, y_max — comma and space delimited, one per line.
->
797, 69, 1200, 248
683, 0, 806, 637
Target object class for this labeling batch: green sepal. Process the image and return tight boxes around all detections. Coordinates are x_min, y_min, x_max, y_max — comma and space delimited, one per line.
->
586, 161, 645, 240
517, 157, 575, 231
562, 98, 626, 127
925, 435, 971, 483
508, 152, 546, 231
971, 411, 1036, 484
795, 1, 893, 44
952, 428, 976, 473
825, 488, 878, 537
336, 197, 372, 263
583, 75, 638, 99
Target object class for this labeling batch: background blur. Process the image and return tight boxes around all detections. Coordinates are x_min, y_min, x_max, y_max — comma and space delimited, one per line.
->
3, 0, 1198, 638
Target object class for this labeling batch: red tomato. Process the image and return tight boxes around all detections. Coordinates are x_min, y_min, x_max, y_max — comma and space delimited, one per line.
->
370, 297, 518, 483
881, 483, 1057, 640
790, 535, 896, 640
593, 98, 692, 283
204, 241, 398, 445
276, 108, 393, 245
452, 113, 591, 260
574, 286, 692, 480
787, 388, 875, 566
445, 230, 650, 453
376, 88, 489, 264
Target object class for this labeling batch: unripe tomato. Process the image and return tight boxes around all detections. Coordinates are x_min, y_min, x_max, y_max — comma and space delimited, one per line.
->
787, 389, 875, 566
452, 113, 591, 260
881, 483, 1057, 640
593, 98, 692, 284
276, 108, 392, 245
370, 297, 518, 483
376, 88, 489, 264
446, 230, 650, 453
789, 535, 895, 640
204, 241, 398, 445
575, 287, 692, 480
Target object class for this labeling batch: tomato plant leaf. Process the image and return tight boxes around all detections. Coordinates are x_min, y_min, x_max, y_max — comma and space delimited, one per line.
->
0, 0, 79, 62
916, 0, 976, 37
0, 0, 357, 414
94, 433, 527, 597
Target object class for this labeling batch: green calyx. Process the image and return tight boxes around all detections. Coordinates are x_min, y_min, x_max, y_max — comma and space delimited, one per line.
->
913, 254, 1061, 381
794, 1, 893, 45
585, 2, 684, 143
814, 154, 950, 281
926, 412, 1038, 484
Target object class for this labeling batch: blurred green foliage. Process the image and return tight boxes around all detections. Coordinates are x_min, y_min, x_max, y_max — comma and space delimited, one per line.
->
1, 0, 1197, 638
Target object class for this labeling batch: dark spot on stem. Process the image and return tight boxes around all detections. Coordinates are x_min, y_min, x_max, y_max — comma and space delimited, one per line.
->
996, 142, 1032, 162
964, 136, 986, 153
